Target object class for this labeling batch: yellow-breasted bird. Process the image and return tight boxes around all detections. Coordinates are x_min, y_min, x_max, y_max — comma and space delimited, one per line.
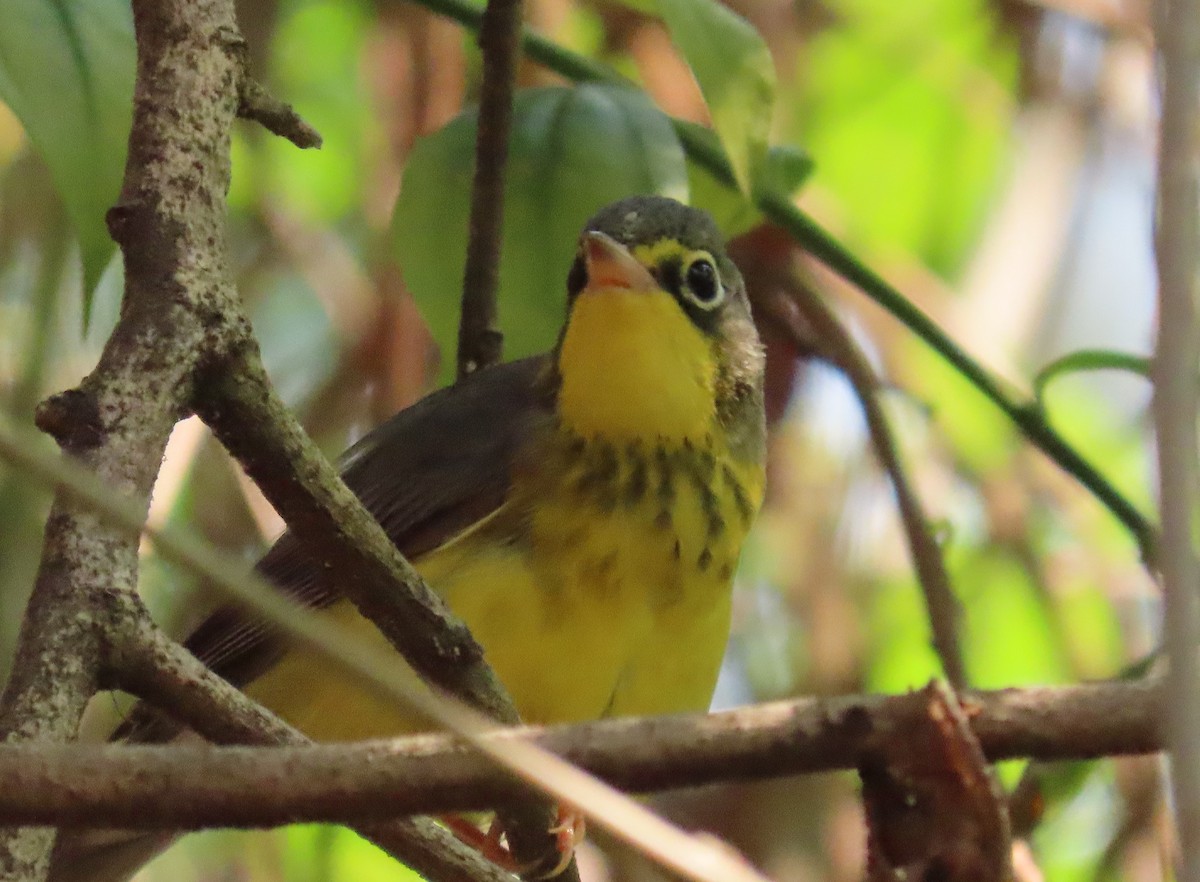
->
52, 195, 766, 881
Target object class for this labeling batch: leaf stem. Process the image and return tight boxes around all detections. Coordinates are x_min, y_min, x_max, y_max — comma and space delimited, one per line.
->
1032, 349, 1151, 405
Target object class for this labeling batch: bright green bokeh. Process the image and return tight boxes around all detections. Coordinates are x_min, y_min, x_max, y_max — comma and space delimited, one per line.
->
791, 0, 1016, 273
266, 0, 378, 223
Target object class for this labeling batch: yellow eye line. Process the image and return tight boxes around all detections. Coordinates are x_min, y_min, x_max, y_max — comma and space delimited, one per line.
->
632, 239, 689, 266
631, 239, 717, 276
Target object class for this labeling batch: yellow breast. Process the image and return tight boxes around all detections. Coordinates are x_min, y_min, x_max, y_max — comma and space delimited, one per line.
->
556, 287, 718, 442
246, 431, 763, 739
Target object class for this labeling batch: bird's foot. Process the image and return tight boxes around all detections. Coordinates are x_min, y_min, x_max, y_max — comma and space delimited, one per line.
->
440, 806, 585, 879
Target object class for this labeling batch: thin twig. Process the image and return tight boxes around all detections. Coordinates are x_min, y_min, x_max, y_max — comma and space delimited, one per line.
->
197, 354, 518, 724
113, 623, 303, 746
758, 280, 968, 690
1152, 0, 1200, 876
0, 676, 1164, 828
753, 191, 1158, 567
448, 1, 568, 871
456, 0, 523, 379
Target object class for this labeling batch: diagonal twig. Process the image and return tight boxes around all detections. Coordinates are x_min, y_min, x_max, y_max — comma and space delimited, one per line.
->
755, 274, 968, 690
445, 0, 578, 874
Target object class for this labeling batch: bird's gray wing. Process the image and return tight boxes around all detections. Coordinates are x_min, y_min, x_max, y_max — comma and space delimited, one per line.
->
119, 355, 554, 741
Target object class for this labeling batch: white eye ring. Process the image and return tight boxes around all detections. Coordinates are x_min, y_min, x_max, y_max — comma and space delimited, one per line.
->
680, 254, 725, 310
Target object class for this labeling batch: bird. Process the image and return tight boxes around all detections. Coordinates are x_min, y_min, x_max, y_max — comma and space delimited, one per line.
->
50, 194, 766, 881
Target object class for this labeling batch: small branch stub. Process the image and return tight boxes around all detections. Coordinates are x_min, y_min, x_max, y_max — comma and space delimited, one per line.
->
238, 78, 323, 149
861, 682, 1011, 882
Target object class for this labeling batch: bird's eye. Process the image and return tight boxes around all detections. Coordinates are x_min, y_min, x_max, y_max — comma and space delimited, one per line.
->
680, 255, 724, 310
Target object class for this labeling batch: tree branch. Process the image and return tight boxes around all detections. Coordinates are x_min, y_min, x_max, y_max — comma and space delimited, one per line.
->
0, 676, 1163, 828
1152, 0, 1200, 875
195, 353, 518, 725
102, 611, 515, 882
194, 352, 568, 878
862, 683, 1010, 881
0, 0, 249, 875
456, 0, 523, 379
449, 0, 571, 870
238, 78, 323, 149
0, 0, 550, 877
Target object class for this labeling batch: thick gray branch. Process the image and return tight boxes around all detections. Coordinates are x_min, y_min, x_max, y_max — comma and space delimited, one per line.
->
0, 0, 246, 876
0, 677, 1162, 828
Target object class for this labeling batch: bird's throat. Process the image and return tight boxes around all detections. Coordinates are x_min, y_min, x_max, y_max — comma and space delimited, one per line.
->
556, 288, 717, 442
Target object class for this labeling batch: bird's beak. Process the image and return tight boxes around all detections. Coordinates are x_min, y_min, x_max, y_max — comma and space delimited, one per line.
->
582, 231, 658, 293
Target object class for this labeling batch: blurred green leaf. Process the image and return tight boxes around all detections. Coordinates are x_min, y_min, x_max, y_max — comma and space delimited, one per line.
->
791, 0, 1015, 271
0, 0, 134, 310
865, 573, 941, 693
654, 0, 775, 194
266, 0, 374, 222
760, 144, 814, 195
957, 548, 1069, 688
253, 273, 340, 409
1039, 380, 1153, 516
1032, 762, 1120, 882
281, 825, 339, 882
683, 122, 758, 237
392, 84, 688, 383
906, 342, 1015, 473
1033, 349, 1151, 407
1053, 580, 1124, 679
328, 827, 424, 882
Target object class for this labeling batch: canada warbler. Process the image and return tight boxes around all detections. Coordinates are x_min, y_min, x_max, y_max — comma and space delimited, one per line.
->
53, 195, 766, 880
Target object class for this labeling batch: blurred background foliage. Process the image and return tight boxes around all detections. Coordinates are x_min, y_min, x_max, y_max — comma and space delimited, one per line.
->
0, 0, 1165, 879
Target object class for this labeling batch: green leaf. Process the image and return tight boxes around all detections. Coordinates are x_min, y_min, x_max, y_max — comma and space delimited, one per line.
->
392, 84, 688, 384
865, 573, 941, 693
906, 341, 1016, 473
1033, 349, 1151, 407
0, 0, 134, 313
655, 0, 776, 194
788, 0, 1016, 271
684, 121, 813, 237
958, 549, 1069, 688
